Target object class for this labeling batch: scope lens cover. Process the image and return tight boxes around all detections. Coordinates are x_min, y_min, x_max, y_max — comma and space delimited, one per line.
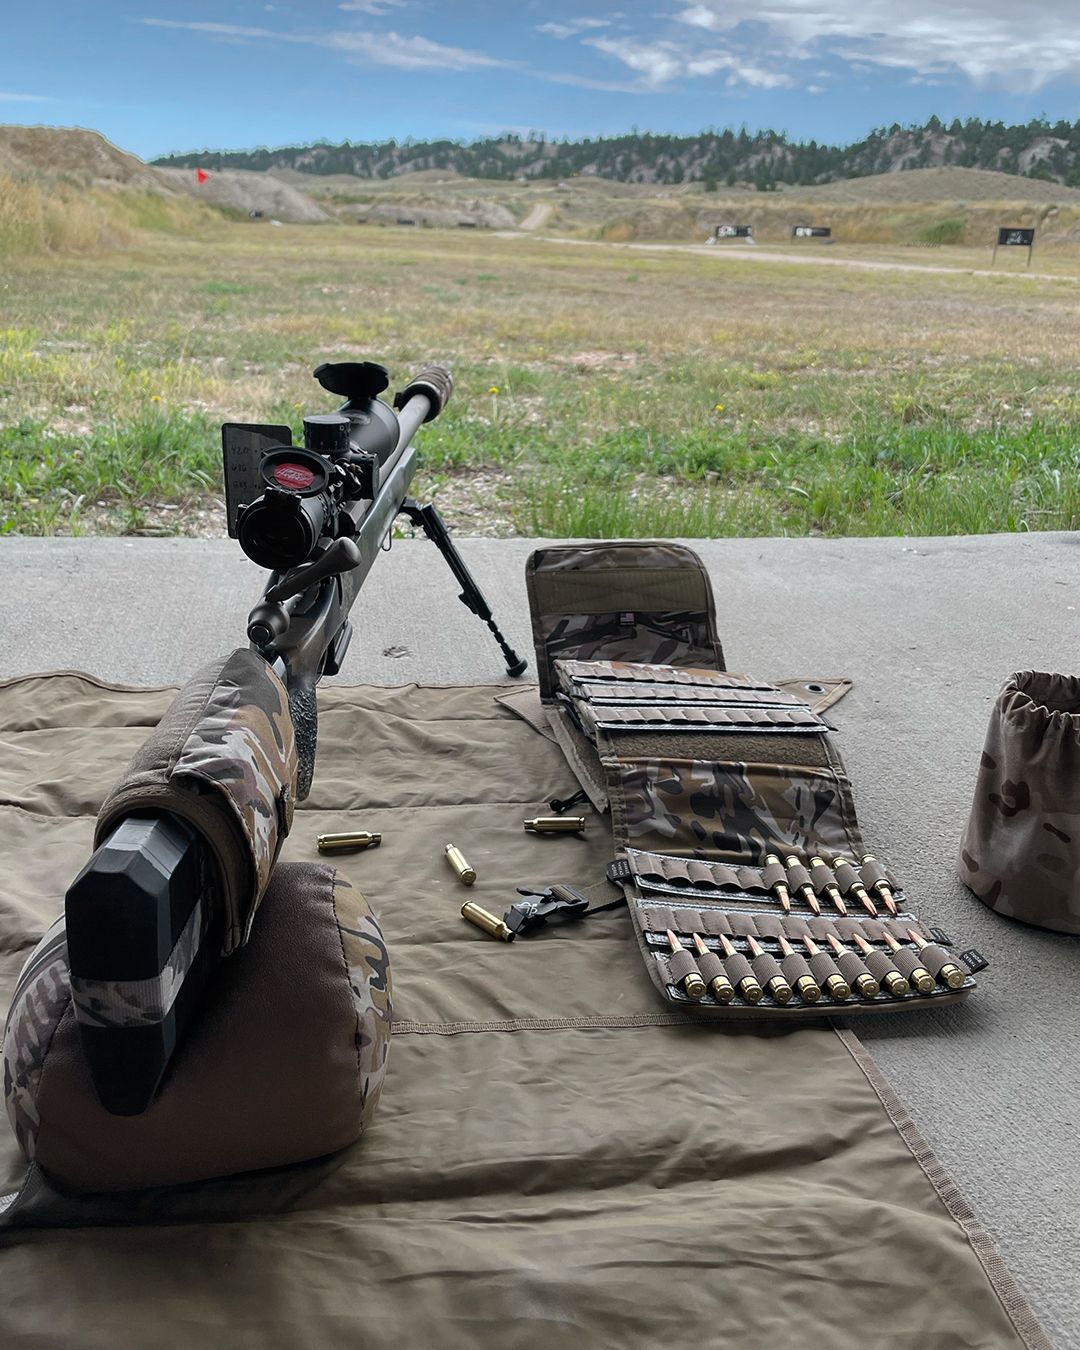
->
259, 448, 331, 497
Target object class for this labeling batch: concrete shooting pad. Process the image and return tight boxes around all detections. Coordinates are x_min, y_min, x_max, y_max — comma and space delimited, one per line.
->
2, 531, 1078, 1346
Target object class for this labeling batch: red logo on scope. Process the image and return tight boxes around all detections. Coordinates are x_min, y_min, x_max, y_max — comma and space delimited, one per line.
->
273, 462, 316, 491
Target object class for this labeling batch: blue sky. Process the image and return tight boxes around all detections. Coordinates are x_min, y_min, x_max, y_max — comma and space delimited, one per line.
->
3, 2, 1079, 160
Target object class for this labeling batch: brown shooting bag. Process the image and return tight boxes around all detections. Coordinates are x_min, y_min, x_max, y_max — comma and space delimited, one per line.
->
2, 652, 392, 1193
527, 543, 983, 1021
958, 670, 1080, 934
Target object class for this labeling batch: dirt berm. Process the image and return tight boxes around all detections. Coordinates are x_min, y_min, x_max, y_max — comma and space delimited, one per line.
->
154, 166, 331, 223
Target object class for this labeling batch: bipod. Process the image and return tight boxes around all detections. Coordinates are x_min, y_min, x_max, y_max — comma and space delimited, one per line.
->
397, 499, 528, 677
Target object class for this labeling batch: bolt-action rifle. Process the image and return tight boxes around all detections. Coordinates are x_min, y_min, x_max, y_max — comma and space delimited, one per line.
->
64, 360, 527, 1114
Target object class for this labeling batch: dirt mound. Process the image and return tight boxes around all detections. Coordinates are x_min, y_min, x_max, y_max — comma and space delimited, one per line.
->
790, 166, 1080, 204
346, 198, 516, 229
0, 124, 167, 190
154, 166, 331, 223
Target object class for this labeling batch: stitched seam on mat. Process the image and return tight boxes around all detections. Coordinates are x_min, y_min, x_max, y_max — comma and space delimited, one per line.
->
833, 1025, 1053, 1350
392, 1012, 698, 1035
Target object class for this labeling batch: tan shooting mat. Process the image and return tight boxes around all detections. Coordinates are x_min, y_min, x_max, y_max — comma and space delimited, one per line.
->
0, 672, 1050, 1350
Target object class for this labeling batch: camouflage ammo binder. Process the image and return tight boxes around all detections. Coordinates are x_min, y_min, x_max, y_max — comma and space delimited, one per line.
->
527, 543, 983, 1022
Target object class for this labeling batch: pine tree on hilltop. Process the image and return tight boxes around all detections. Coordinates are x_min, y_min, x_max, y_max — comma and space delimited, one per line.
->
151, 117, 1080, 188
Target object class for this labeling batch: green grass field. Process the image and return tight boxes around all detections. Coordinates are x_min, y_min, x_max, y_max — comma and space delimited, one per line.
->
3, 220, 1080, 538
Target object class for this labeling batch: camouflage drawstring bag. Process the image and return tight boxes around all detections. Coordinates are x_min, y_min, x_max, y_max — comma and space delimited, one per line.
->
959, 670, 1080, 934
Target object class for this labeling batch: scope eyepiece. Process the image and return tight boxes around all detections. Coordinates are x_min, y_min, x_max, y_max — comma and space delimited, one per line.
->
236, 448, 336, 569
237, 490, 326, 570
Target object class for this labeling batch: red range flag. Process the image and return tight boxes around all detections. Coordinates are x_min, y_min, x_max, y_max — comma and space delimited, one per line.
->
195, 169, 209, 185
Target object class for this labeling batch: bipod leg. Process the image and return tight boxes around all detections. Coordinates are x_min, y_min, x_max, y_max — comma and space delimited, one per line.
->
398, 499, 528, 677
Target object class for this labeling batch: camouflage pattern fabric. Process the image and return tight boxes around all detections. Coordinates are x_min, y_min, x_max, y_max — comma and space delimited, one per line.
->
959, 670, 1080, 934
3, 918, 69, 1159
531, 544, 699, 574
69, 901, 204, 1029
173, 652, 297, 916
96, 649, 298, 953
526, 542, 725, 698
332, 875, 392, 1128
613, 758, 860, 863
540, 612, 718, 674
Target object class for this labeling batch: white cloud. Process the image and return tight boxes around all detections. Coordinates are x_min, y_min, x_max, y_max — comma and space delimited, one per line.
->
585, 35, 792, 89
585, 37, 682, 86
138, 18, 508, 72
673, 1, 1080, 92
328, 30, 507, 70
339, 0, 407, 13
0, 92, 51, 102
537, 17, 613, 39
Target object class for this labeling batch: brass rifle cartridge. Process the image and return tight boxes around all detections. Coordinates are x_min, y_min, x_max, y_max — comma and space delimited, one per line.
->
785, 855, 821, 914
908, 930, 967, 989
719, 933, 762, 1003
859, 855, 899, 916
762, 853, 791, 913
524, 816, 586, 834
802, 935, 852, 1002
777, 934, 822, 1003
852, 932, 910, 997
829, 857, 878, 917
461, 901, 514, 943
692, 933, 735, 1003
882, 931, 935, 994
747, 934, 793, 1003
316, 830, 382, 854
666, 930, 706, 999
825, 932, 880, 1000
808, 857, 847, 916
445, 843, 477, 885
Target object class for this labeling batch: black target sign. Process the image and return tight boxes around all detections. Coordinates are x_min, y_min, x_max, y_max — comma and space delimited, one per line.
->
997, 228, 1035, 246
793, 225, 831, 238
714, 224, 753, 238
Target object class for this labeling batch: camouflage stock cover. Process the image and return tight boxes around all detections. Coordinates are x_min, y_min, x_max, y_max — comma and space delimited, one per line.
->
96, 649, 298, 954
609, 757, 862, 862
959, 671, 1080, 934
527, 543, 725, 700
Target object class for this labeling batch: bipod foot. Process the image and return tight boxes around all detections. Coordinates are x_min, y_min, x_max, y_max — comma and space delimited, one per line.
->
399, 499, 528, 678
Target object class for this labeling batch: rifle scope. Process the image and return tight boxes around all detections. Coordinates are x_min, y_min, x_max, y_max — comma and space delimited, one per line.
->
234, 361, 400, 571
